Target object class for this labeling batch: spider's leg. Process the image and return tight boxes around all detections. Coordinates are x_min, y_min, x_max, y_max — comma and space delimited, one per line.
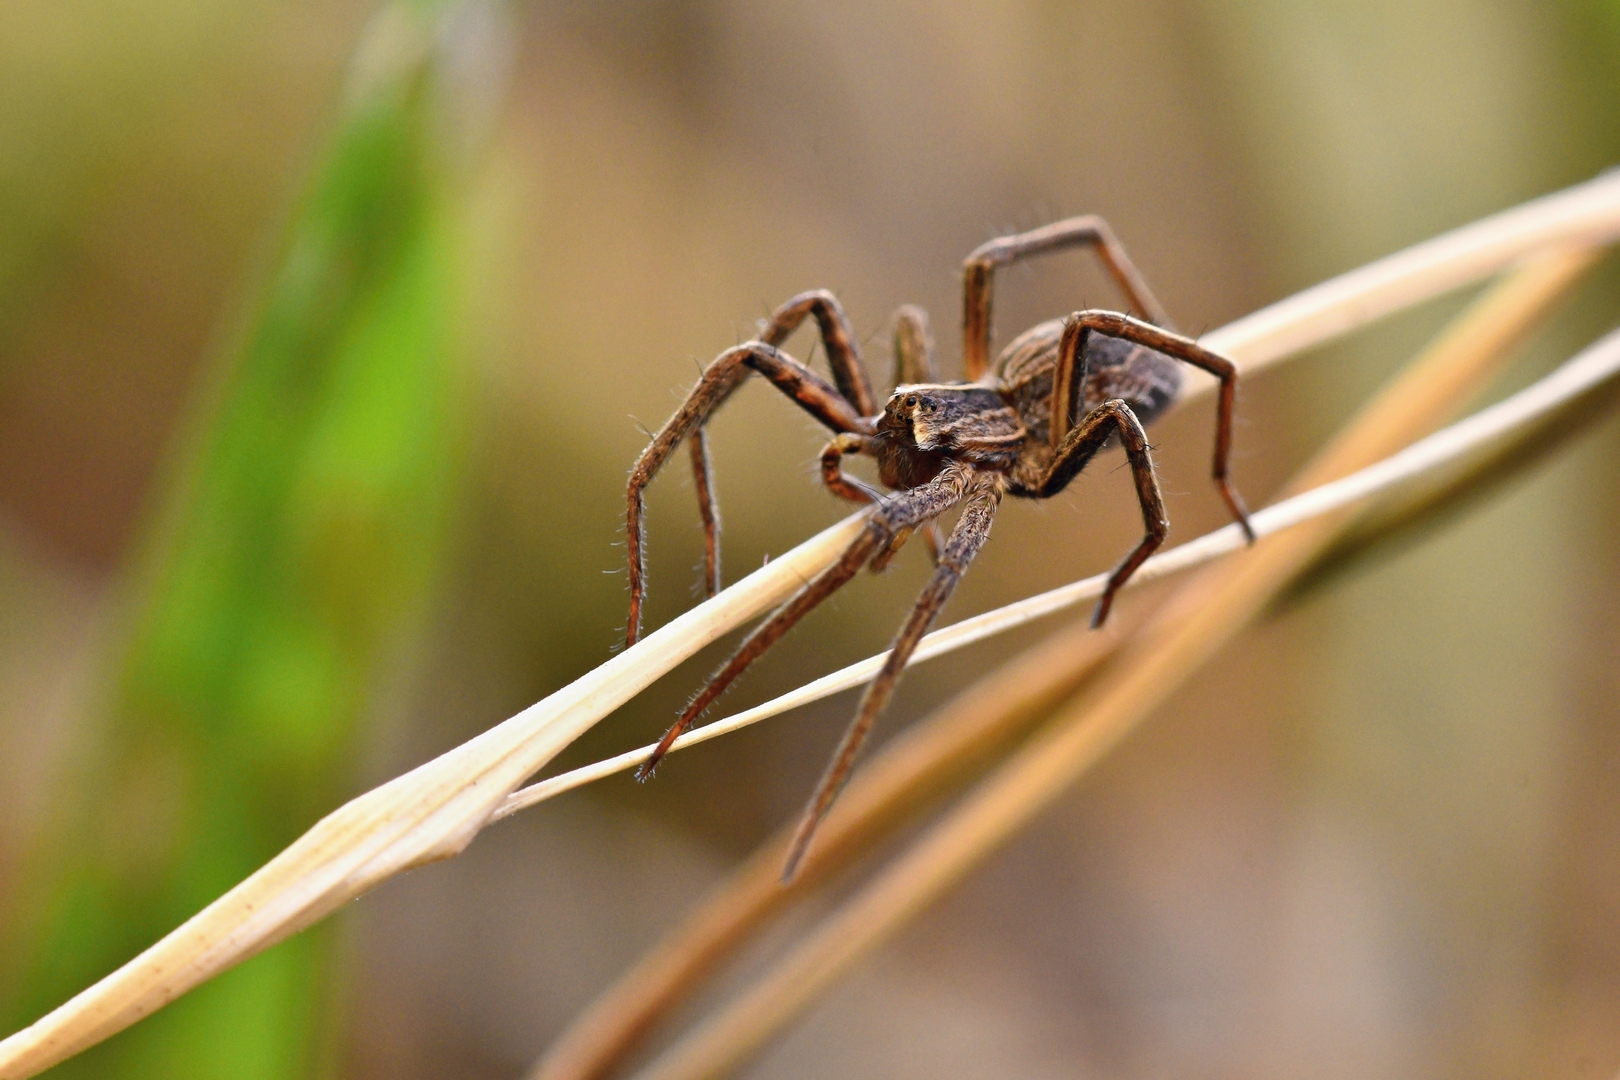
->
1032, 397, 1169, 628
626, 342, 867, 646
635, 469, 969, 780
676, 289, 877, 605
961, 215, 1171, 381
782, 485, 1001, 880
891, 304, 937, 386
761, 290, 880, 417
688, 429, 722, 598
1058, 311, 1254, 542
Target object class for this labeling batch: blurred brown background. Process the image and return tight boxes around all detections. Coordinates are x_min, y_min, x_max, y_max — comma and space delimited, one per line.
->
2, 1, 1619, 1078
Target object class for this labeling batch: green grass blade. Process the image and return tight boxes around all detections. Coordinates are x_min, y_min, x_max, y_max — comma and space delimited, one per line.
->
0, 4, 489, 1076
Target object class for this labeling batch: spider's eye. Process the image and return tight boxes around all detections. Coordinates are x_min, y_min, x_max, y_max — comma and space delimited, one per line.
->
904, 395, 918, 408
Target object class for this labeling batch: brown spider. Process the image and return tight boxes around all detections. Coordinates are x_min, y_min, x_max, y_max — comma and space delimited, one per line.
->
622, 217, 1255, 878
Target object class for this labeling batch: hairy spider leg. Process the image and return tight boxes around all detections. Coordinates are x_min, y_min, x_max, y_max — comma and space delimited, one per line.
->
758, 289, 878, 415
634, 467, 973, 781
1053, 311, 1255, 543
687, 428, 722, 598
891, 304, 937, 386
1029, 398, 1169, 628
625, 342, 867, 646
961, 215, 1173, 381
782, 484, 1001, 880
677, 291, 880, 610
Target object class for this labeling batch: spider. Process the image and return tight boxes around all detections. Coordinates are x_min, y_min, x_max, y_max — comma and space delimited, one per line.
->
622, 217, 1255, 878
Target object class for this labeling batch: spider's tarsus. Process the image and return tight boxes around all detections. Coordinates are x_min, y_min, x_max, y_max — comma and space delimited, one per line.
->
637, 727, 683, 781
780, 814, 821, 883
1222, 483, 1257, 544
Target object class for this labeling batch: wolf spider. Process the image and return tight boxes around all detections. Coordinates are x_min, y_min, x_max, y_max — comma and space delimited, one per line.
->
623, 217, 1254, 877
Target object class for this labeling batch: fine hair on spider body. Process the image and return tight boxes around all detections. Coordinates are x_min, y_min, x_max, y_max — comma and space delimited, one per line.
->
622, 216, 1255, 879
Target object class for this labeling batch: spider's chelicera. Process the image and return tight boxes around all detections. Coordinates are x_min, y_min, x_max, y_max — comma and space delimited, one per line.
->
622, 217, 1255, 878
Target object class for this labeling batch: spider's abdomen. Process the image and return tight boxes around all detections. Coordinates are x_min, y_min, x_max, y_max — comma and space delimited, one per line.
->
995, 318, 1183, 445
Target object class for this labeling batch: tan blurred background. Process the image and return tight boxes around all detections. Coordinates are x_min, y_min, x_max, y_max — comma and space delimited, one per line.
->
2, 1, 1619, 1078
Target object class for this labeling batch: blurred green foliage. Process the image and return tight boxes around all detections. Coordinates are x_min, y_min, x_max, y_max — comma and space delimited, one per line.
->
0, 3, 480, 1076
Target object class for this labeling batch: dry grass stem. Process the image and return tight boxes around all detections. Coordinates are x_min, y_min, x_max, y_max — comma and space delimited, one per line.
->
498, 242, 1599, 816
525, 611, 1139, 1080
624, 248, 1615, 1080
532, 248, 1605, 1080
531, 244, 1605, 1080
503, 170, 1620, 820
1191, 169, 1620, 374
1316, 358, 1620, 581
0, 516, 868, 1079
4, 176, 1619, 1080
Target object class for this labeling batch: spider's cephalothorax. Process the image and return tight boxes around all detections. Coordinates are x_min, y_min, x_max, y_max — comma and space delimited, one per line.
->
874, 383, 1022, 489
621, 216, 1255, 877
